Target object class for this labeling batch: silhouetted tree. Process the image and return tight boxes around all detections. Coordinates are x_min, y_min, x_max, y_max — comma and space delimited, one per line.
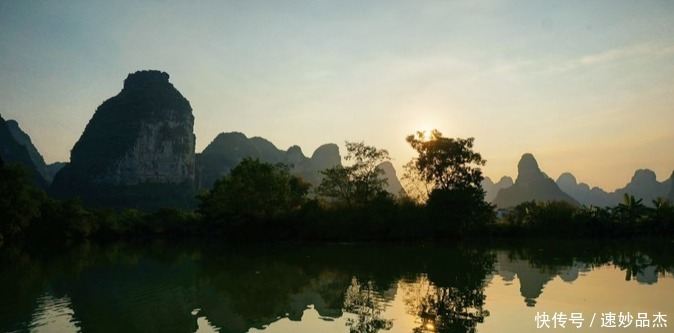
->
405, 130, 493, 232
405, 130, 485, 192
612, 193, 649, 233
0, 163, 45, 240
343, 278, 393, 333
317, 141, 391, 207
505, 201, 539, 227
197, 158, 310, 225
647, 197, 674, 234
401, 160, 432, 204
571, 205, 613, 236
403, 249, 493, 333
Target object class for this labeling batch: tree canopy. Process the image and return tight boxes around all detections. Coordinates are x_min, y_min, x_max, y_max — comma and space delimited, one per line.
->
0, 164, 44, 239
197, 158, 310, 224
317, 141, 391, 207
405, 130, 486, 192
404, 130, 492, 232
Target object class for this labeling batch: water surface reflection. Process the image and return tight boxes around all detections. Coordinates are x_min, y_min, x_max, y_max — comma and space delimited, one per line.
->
1, 241, 672, 333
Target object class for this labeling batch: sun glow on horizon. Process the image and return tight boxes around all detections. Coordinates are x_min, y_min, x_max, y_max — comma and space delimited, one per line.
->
416, 127, 444, 142
418, 129, 433, 141
408, 121, 440, 142
1, 1, 673, 191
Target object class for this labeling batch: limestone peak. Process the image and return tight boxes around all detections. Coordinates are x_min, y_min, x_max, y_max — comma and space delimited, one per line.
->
123, 70, 170, 90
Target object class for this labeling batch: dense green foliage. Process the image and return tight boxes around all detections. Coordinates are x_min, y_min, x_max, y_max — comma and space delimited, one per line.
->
0, 164, 45, 239
1, 162, 201, 244
197, 158, 310, 227
425, 187, 494, 235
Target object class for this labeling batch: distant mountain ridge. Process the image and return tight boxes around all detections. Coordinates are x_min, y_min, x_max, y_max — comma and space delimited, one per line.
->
482, 176, 514, 203
556, 169, 672, 207
14, 69, 671, 209
492, 153, 579, 208
613, 169, 671, 205
556, 172, 616, 207
488, 153, 673, 207
197, 132, 405, 196
196, 132, 341, 188
3, 66, 406, 210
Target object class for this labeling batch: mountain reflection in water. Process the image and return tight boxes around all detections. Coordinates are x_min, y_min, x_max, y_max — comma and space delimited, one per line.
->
1, 241, 672, 333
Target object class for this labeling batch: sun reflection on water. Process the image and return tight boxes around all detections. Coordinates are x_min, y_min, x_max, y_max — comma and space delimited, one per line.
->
28, 293, 80, 333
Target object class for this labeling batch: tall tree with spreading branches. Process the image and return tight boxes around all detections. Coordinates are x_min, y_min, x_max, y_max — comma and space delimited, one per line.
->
317, 141, 391, 207
404, 130, 493, 232
405, 130, 485, 192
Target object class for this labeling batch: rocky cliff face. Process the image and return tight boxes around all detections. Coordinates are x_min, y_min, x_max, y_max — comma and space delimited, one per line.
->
307, 143, 342, 185
284, 145, 311, 172
492, 153, 578, 208
514, 153, 545, 186
51, 70, 196, 209
377, 161, 405, 196
5, 119, 51, 182
45, 162, 67, 182
0, 115, 47, 187
310, 144, 341, 171
4, 119, 67, 184
100, 113, 195, 185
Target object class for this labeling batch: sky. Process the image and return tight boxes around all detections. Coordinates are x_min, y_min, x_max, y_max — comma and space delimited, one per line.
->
1, 0, 673, 191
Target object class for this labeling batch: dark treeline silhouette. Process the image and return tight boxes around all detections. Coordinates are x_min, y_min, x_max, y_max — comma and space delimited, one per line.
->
496, 194, 674, 237
2, 130, 674, 247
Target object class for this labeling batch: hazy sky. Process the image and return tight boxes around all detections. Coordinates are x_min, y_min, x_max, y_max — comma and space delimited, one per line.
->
1, 0, 673, 191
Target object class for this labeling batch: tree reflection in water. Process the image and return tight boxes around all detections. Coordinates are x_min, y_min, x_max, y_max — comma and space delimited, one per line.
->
402, 247, 494, 333
342, 277, 393, 333
5, 241, 672, 333
403, 274, 489, 333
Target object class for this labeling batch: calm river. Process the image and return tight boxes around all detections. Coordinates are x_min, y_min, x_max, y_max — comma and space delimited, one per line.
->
1, 240, 672, 332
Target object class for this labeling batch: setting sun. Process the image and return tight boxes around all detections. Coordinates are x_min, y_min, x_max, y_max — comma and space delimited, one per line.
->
417, 130, 433, 142
414, 128, 440, 142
